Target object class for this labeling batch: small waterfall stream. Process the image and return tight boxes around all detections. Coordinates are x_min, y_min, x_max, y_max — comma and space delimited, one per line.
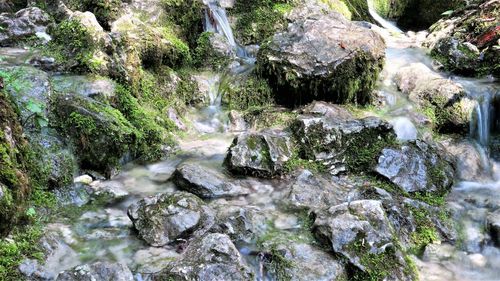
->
367, 0, 403, 33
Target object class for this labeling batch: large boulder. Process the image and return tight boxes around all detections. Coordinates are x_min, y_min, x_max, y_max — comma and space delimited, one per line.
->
210, 204, 267, 243
313, 200, 416, 280
153, 233, 253, 281
56, 262, 134, 281
173, 163, 250, 198
225, 130, 293, 178
257, 7, 385, 107
127, 192, 215, 247
292, 102, 396, 174
395, 63, 475, 133
374, 140, 455, 194
424, 1, 500, 77
0, 7, 52, 46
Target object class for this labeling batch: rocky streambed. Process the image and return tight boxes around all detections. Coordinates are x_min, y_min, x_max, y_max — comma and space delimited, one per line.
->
0, 0, 499, 281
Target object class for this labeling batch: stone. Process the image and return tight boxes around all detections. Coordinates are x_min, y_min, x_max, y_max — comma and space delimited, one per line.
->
374, 140, 455, 194
395, 63, 475, 132
284, 169, 351, 210
487, 209, 500, 247
225, 129, 293, 178
211, 204, 267, 243
228, 110, 246, 132
173, 163, 249, 198
313, 200, 414, 280
293, 101, 396, 174
257, 8, 385, 106
88, 180, 129, 204
153, 233, 253, 281
51, 75, 116, 100
0, 7, 52, 46
56, 262, 134, 281
167, 107, 186, 131
74, 175, 93, 185
259, 242, 347, 281
439, 138, 488, 181
127, 192, 215, 246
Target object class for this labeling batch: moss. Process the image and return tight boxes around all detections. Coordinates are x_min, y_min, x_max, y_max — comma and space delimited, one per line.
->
220, 74, 275, 111
321, 0, 352, 19
341, 0, 391, 21
407, 206, 441, 255
193, 32, 231, 69
231, 0, 295, 45
243, 107, 297, 130
284, 150, 327, 174
161, 0, 204, 47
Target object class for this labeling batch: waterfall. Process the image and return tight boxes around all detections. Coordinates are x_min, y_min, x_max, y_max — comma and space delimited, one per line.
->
367, 0, 403, 33
474, 96, 492, 147
204, 1, 236, 47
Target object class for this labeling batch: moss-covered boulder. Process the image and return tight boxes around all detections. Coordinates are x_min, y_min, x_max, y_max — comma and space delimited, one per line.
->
292, 102, 396, 175
0, 7, 52, 47
313, 200, 417, 280
257, 7, 385, 107
51, 92, 138, 175
225, 130, 294, 178
424, 1, 499, 77
395, 63, 475, 133
193, 31, 234, 70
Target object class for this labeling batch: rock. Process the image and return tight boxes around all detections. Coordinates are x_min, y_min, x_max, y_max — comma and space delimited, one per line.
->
133, 247, 180, 274
127, 192, 215, 246
228, 110, 246, 132
293, 101, 396, 175
153, 233, 253, 281
395, 63, 475, 132
56, 262, 134, 281
88, 180, 129, 204
19, 259, 54, 281
51, 75, 116, 100
225, 129, 293, 177
70, 11, 111, 48
0, 7, 52, 46
487, 209, 500, 247
77, 208, 132, 241
74, 175, 93, 185
374, 140, 455, 194
173, 163, 250, 198
257, 8, 385, 106
284, 169, 351, 210
167, 107, 186, 131
195, 32, 235, 69
424, 1, 500, 77
439, 138, 488, 181
259, 242, 347, 281
313, 200, 414, 280
397, 0, 462, 30
51, 92, 137, 175
211, 204, 267, 242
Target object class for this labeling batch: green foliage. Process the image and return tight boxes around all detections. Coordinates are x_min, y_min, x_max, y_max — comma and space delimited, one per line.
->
232, 0, 295, 45
161, 0, 204, 47
408, 206, 441, 255
193, 32, 230, 69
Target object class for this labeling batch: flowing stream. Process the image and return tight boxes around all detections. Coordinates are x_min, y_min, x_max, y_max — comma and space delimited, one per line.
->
20, 2, 500, 280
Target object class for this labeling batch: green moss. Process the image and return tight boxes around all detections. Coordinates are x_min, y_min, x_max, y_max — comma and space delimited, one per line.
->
232, 0, 295, 45
341, 0, 391, 21
161, 0, 204, 47
321, 0, 352, 19
221, 74, 275, 110
193, 32, 231, 69
284, 150, 327, 174
407, 206, 441, 255
243, 107, 297, 130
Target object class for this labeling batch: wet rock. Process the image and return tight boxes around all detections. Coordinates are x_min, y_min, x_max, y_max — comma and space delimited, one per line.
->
424, 1, 499, 77
88, 180, 129, 204
313, 200, 414, 280
228, 110, 246, 132
167, 107, 186, 131
211, 204, 267, 243
395, 63, 475, 133
28, 55, 57, 71
293, 101, 396, 175
225, 129, 293, 178
153, 233, 253, 281
74, 175, 93, 185
77, 209, 132, 241
51, 75, 116, 100
397, 0, 462, 30
487, 209, 500, 246
196, 32, 235, 69
284, 169, 351, 210
56, 262, 134, 281
173, 163, 250, 198
133, 247, 180, 274
257, 8, 385, 106
439, 138, 487, 181
375, 140, 455, 194
128, 192, 215, 246
0, 7, 52, 46
259, 242, 347, 281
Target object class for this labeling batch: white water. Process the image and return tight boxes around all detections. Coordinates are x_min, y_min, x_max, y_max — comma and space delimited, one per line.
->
204, 1, 236, 47
367, 0, 403, 34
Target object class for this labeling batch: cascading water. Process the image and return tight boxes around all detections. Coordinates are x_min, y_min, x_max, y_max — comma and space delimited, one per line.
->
367, 0, 403, 34
204, 1, 236, 47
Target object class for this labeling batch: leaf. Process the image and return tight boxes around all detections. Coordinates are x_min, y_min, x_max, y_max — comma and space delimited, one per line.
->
441, 10, 454, 16
26, 101, 43, 114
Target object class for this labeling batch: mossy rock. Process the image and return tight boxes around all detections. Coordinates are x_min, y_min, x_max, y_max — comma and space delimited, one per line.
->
257, 9, 385, 107
397, 0, 463, 30
161, 0, 205, 48
220, 73, 275, 111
